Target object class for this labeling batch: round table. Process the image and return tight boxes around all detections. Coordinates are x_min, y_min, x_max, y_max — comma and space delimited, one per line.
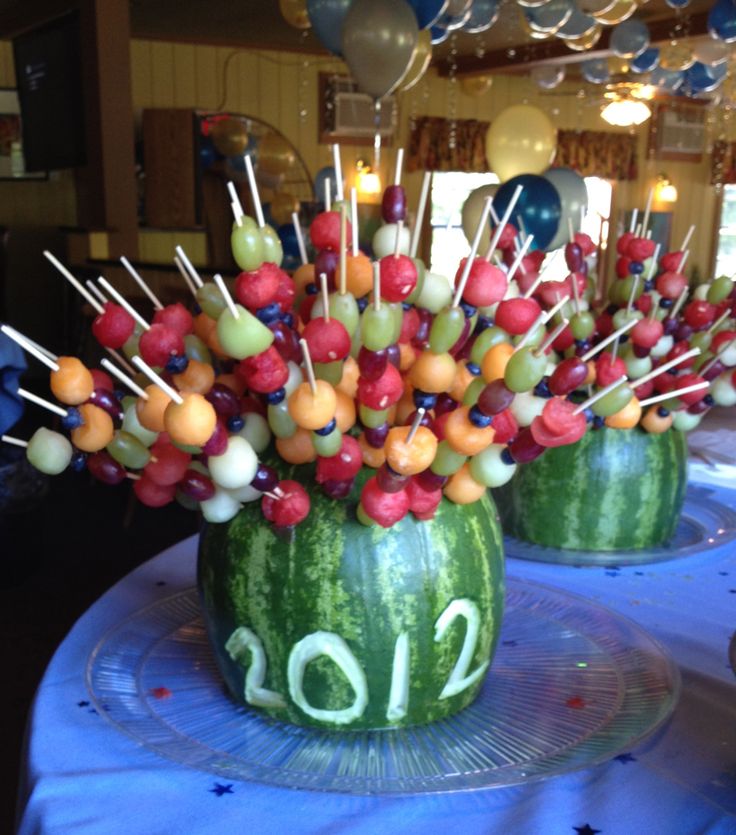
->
16, 459, 736, 835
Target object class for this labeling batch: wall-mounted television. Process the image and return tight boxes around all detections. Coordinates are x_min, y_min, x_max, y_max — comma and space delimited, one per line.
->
12, 12, 86, 172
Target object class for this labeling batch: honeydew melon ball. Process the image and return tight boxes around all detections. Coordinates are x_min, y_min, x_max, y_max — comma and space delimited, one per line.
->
718, 340, 736, 367
415, 271, 452, 313
469, 443, 517, 487
372, 223, 411, 259
216, 305, 274, 360
672, 410, 704, 431
650, 334, 674, 358
623, 351, 652, 379
711, 373, 736, 406
509, 391, 546, 426
121, 398, 159, 447
283, 361, 304, 397
208, 435, 258, 489
224, 483, 262, 503
237, 411, 271, 454
27, 427, 72, 475
201, 487, 242, 523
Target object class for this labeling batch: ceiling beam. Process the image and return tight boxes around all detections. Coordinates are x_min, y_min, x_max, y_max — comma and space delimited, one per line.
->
441, 11, 710, 76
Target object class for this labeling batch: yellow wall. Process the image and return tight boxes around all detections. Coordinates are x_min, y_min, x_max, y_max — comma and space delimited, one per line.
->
0, 34, 722, 278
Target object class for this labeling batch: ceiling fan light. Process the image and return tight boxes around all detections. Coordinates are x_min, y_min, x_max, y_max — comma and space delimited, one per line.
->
600, 98, 651, 126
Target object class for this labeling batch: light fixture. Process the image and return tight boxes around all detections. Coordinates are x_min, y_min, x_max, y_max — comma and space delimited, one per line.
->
355, 159, 381, 197
655, 173, 678, 203
600, 98, 652, 127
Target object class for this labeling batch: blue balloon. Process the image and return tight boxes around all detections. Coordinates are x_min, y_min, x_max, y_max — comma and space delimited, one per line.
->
494, 174, 561, 252
581, 58, 609, 85
543, 167, 587, 252
650, 66, 684, 93
430, 23, 451, 44
610, 19, 650, 59
463, 0, 499, 34
683, 60, 727, 94
277, 224, 302, 270
314, 165, 338, 204
630, 47, 660, 74
307, 0, 354, 55
435, 0, 472, 31
709, 0, 736, 42
406, 0, 447, 29
557, 7, 596, 39
524, 0, 573, 34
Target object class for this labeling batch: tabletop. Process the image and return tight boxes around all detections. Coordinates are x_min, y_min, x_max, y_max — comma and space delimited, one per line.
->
15, 430, 736, 835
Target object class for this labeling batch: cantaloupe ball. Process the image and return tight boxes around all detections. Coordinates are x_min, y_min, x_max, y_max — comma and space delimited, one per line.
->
605, 395, 642, 429
293, 263, 315, 297
215, 373, 246, 396
641, 406, 673, 434
444, 463, 486, 504
399, 342, 416, 372
337, 252, 373, 299
408, 351, 456, 393
287, 380, 337, 430
337, 355, 359, 399
395, 388, 416, 425
50, 357, 94, 406
164, 392, 217, 447
444, 405, 495, 456
449, 360, 475, 403
481, 343, 515, 384
583, 360, 597, 386
358, 432, 386, 468
385, 425, 438, 476
173, 359, 215, 394
136, 385, 172, 433
334, 389, 356, 433
276, 426, 316, 464
71, 403, 114, 452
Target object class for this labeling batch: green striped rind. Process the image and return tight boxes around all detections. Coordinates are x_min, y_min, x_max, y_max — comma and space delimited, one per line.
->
198, 469, 505, 730
494, 428, 687, 551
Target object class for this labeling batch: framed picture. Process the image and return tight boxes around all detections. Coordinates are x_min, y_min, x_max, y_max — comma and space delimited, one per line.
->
648, 101, 706, 163
0, 88, 47, 180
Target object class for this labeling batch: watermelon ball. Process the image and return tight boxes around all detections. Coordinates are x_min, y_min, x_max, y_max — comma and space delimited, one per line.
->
92, 302, 136, 349
139, 323, 185, 367
615, 257, 631, 278
302, 317, 351, 363
262, 480, 310, 527
406, 477, 442, 520
673, 372, 708, 405
656, 271, 687, 300
144, 440, 191, 486
273, 268, 296, 313
310, 211, 349, 252
360, 476, 410, 527
456, 258, 507, 307
595, 353, 627, 387
50, 357, 95, 406
549, 357, 588, 396
494, 298, 542, 335
631, 317, 664, 349
379, 255, 417, 303
357, 362, 403, 410
381, 184, 406, 223
134, 475, 177, 507
234, 263, 280, 311
659, 251, 683, 272
316, 434, 362, 483
487, 407, 518, 444
237, 345, 289, 393
495, 223, 517, 251
152, 302, 194, 337
398, 307, 420, 344
616, 231, 634, 256
666, 340, 698, 368
87, 450, 126, 485
90, 368, 115, 393
683, 300, 717, 331
530, 397, 587, 448
626, 237, 656, 261
180, 468, 216, 502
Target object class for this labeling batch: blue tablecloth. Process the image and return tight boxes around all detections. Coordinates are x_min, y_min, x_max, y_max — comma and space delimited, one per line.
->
16, 454, 736, 835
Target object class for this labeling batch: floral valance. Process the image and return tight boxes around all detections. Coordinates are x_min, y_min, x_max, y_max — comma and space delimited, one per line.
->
407, 117, 490, 173
711, 141, 736, 184
554, 130, 638, 181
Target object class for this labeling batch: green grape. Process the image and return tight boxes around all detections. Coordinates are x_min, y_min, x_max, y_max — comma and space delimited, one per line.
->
328, 292, 360, 337
608, 280, 628, 306
504, 347, 547, 393
196, 283, 227, 319
429, 306, 465, 353
430, 440, 466, 476
237, 412, 271, 454
462, 377, 485, 407
216, 304, 274, 359
612, 308, 642, 330
689, 331, 712, 353
469, 443, 516, 487
356, 502, 377, 526
512, 322, 545, 351
107, 430, 151, 470
707, 275, 733, 304
261, 224, 283, 266
284, 361, 304, 397
314, 360, 343, 385
404, 258, 426, 305
26, 427, 72, 475
509, 391, 545, 426
171, 440, 202, 455
231, 216, 264, 272
359, 404, 389, 428
121, 324, 143, 361
121, 400, 158, 447
361, 305, 395, 351
617, 276, 640, 306
570, 311, 595, 340
692, 352, 714, 374
415, 271, 452, 313
591, 384, 633, 417
622, 345, 651, 379
470, 327, 509, 365
312, 426, 342, 457
268, 401, 297, 439
184, 334, 212, 365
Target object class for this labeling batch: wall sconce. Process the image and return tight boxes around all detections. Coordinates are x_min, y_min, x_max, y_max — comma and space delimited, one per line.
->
655, 173, 678, 203
355, 159, 381, 197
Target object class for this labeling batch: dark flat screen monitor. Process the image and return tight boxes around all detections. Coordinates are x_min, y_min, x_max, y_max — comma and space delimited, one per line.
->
12, 13, 86, 172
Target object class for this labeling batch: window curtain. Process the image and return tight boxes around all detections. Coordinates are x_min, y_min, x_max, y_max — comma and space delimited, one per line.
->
554, 130, 638, 181
711, 141, 736, 184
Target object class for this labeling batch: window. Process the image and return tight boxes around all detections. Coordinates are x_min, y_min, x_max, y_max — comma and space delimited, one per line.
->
715, 184, 736, 278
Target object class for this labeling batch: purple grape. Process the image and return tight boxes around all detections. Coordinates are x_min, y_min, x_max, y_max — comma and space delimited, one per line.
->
205, 383, 241, 418
376, 464, 409, 493
321, 478, 354, 499
357, 347, 388, 381
363, 422, 389, 447
180, 469, 216, 501
87, 451, 126, 485
251, 464, 279, 493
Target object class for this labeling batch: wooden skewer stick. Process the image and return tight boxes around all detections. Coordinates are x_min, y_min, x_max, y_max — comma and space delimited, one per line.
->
339, 205, 348, 295
507, 235, 534, 284
0, 325, 59, 371
641, 187, 654, 237
213, 274, 239, 319
126, 472, 141, 481
292, 212, 308, 266
86, 279, 108, 306
174, 246, 204, 289
631, 347, 701, 387
230, 201, 244, 228
676, 249, 689, 274
545, 293, 571, 324
572, 376, 628, 415
2, 434, 28, 448
405, 407, 426, 445
319, 272, 330, 321
2, 325, 58, 361
679, 224, 695, 253
410, 172, 431, 260
350, 187, 359, 257
483, 184, 523, 262
639, 381, 709, 408
131, 355, 183, 404
648, 291, 661, 322
44, 250, 104, 315
227, 181, 245, 220
568, 217, 575, 244
629, 208, 638, 234
393, 219, 405, 260
668, 286, 689, 321
513, 311, 548, 353
332, 143, 344, 202
324, 177, 331, 212
634, 223, 642, 238
453, 197, 493, 308
244, 155, 265, 228
120, 256, 163, 310
707, 308, 731, 334
174, 255, 199, 300
372, 262, 381, 312
298, 338, 318, 396
701, 337, 736, 375
97, 278, 150, 331
17, 388, 68, 418
571, 265, 582, 317
535, 319, 568, 356
580, 318, 637, 362
104, 348, 137, 377
394, 148, 404, 187
625, 275, 641, 316
101, 358, 149, 399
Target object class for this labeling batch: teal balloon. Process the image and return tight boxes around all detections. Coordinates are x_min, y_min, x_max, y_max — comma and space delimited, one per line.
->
314, 165, 338, 204
524, 0, 573, 33
463, 0, 499, 33
610, 19, 650, 59
494, 174, 561, 252
544, 167, 588, 251
581, 58, 609, 84
307, 0, 354, 55
650, 66, 684, 93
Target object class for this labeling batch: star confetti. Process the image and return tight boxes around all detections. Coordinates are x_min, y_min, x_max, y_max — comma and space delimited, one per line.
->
77, 700, 90, 708
566, 696, 586, 709
614, 753, 636, 764
209, 783, 234, 797
573, 826, 601, 835
150, 687, 173, 699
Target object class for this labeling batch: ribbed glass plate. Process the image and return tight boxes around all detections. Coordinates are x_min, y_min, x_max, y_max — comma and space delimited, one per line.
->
86, 578, 679, 794
503, 483, 736, 567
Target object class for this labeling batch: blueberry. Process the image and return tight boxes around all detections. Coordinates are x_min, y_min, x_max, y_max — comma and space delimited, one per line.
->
265, 387, 286, 405
474, 316, 493, 334
314, 418, 337, 436
61, 407, 84, 431
501, 448, 515, 465
466, 362, 481, 376
280, 312, 295, 328
659, 298, 674, 309
402, 302, 412, 311
166, 354, 189, 374
305, 282, 318, 296
468, 405, 493, 427
533, 379, 552, 398
413, 390, 437, 409
227, 415, 245, 432
657, 407, 670, 417
629, 261, 644, 274
583, 407, 595, 423
459, 301, 477, 319
592, 415, 605, 429
704, 394, 715, 407
606, 304, 619, 315
70, 451, 87, 472
643, 279, 654, 292
356, 296, 368, 313
256, 303, 281, 324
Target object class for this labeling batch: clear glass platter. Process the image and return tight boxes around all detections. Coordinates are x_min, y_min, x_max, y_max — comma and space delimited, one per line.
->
503, 483, 736, 568
87, 577, 680, 795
